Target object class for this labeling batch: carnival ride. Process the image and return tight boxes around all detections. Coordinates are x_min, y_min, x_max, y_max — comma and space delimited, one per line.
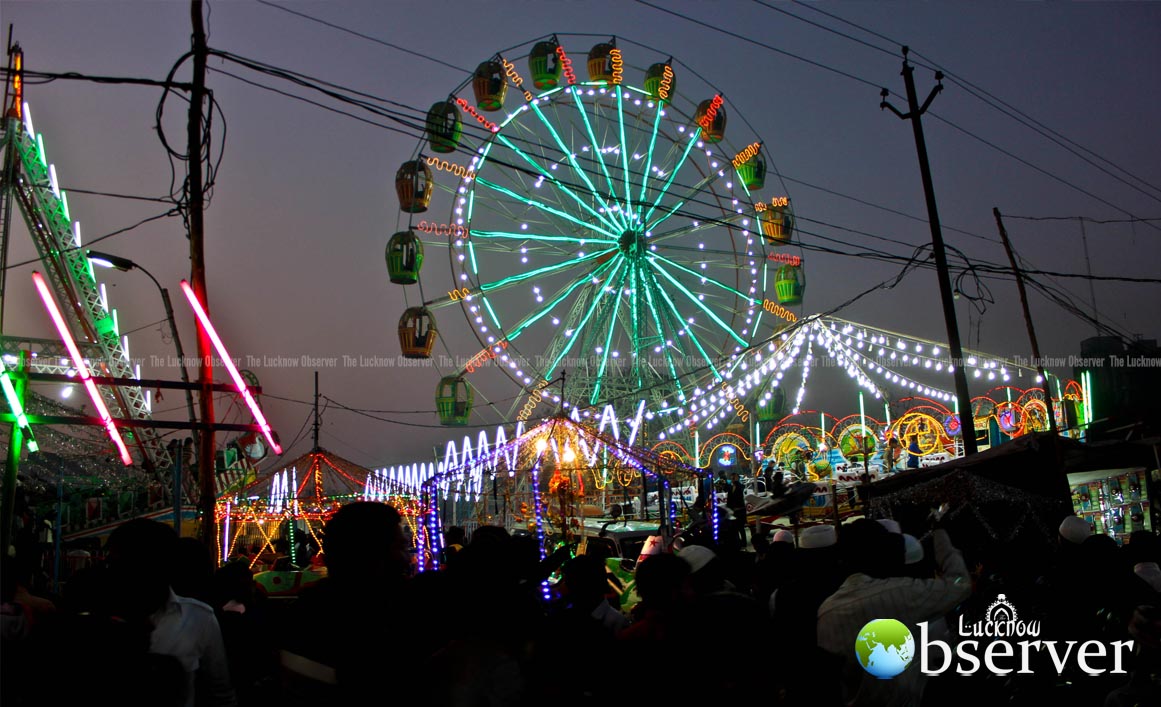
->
1, 48, 277, 539
217, 443, 423, 575
389, 34, 804, 431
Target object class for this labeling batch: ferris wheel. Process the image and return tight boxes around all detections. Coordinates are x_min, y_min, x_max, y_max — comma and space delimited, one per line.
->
389, 35, 806, 426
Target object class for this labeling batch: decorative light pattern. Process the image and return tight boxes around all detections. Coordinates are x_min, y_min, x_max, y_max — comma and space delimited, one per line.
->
179, 281, 281, 454
31, 272, 131, 464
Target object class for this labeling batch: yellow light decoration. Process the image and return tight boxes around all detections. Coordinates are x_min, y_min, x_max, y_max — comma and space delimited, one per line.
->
731, 142, 760, 169
763, 299, 798, 323
609, 49, 623, 85
892, 412, 947, 456
500, 57, 535, 102
425, 155, 477, 180
658, 65, 674, 100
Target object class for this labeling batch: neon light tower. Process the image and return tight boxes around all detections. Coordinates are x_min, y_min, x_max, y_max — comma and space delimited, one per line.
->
0, 48, 174, 478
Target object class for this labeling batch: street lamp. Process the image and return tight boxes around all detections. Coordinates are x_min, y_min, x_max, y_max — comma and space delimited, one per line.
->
87, 250, 196, 534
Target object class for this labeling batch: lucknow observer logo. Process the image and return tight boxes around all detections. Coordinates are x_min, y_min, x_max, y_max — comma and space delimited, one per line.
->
856, 597, 1026, 679
855, 618, 915, 679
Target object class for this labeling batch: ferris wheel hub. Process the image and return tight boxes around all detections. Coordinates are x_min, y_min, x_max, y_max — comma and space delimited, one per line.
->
618, 228, 647, 258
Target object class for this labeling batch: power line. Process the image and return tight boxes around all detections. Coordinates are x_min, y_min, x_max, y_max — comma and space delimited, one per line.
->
254, 0, 471, 75
785, 0, 1161, 200
1004, 215, 1161, 224
923, 111, 1161, 232
631, 0, 884, 92
3, 209, 181, 271
632, 0, 1161, 232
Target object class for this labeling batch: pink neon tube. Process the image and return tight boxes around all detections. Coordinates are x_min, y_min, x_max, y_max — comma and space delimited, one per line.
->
31, 272, 132, 465
179, 281, 282, 454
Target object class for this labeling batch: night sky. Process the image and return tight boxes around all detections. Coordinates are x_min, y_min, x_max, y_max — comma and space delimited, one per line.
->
3, 1, 1159, 470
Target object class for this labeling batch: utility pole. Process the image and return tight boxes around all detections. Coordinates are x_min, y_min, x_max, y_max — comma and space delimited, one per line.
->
880, 47, 977, 456
188, 0, 216, 544
993, 208, 1057, 434
312, 371, 320, 451
1077, 217, 1100, 336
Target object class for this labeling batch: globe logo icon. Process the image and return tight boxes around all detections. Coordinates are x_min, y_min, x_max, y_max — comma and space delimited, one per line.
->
855, 619, 915, 679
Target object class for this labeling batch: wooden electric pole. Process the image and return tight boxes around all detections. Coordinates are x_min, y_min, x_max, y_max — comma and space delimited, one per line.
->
993, 208, 1056, 434
880, 47, 978, 456
188, 0, 216, 544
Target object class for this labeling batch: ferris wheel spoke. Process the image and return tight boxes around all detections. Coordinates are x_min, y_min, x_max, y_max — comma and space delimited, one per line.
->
648, 170, 734, 234
615, 88, 635, 222
569, 87, 625, 230
643, 127, 702, 224
477, 247, 617, 295
527, 101, 620, 230
470, 229, 615, 246
649, 257, 749, 348
639, 265, 684, 398
494, 133, 623, 234
636, 108, 665, 209
647, 210, 753, 246
501, 258, 619, 344
476, 177, 615, 239
588, 265, 632, 405
543, 258, 626, 381
646, 269, 723, 382
648, 252, 757, 304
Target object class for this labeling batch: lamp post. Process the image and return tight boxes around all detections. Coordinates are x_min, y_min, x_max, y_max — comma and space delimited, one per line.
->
87, 250, 197, 534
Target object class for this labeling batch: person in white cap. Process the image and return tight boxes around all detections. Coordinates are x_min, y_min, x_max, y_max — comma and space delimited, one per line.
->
771, 523, 845, 706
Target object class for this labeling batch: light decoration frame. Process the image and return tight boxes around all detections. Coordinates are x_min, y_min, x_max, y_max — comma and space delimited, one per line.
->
420, 414, 698, 576
179, 280, 281, 454
31, 271, 131, 464
0, 358, 39, 453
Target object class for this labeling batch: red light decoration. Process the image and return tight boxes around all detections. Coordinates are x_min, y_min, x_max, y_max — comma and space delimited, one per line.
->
466, 340, 508, 373
455, 97, 499, 133
179, 281, 282, 455
697, 94, 723, 130
31, 271, 132, 464
555, 45, 577, 86
767, 252, 802, 267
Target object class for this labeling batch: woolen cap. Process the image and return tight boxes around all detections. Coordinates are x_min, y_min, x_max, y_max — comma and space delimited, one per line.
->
799, 524, 837, 549
877, 519, 902, 535
903, 534, 924, 565
679, 544, 717, 573
1059, 515, 1092, 544
772, 529, 795, 545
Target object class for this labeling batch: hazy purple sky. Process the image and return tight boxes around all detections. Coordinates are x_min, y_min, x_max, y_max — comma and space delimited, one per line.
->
4, 1, 1159, 469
